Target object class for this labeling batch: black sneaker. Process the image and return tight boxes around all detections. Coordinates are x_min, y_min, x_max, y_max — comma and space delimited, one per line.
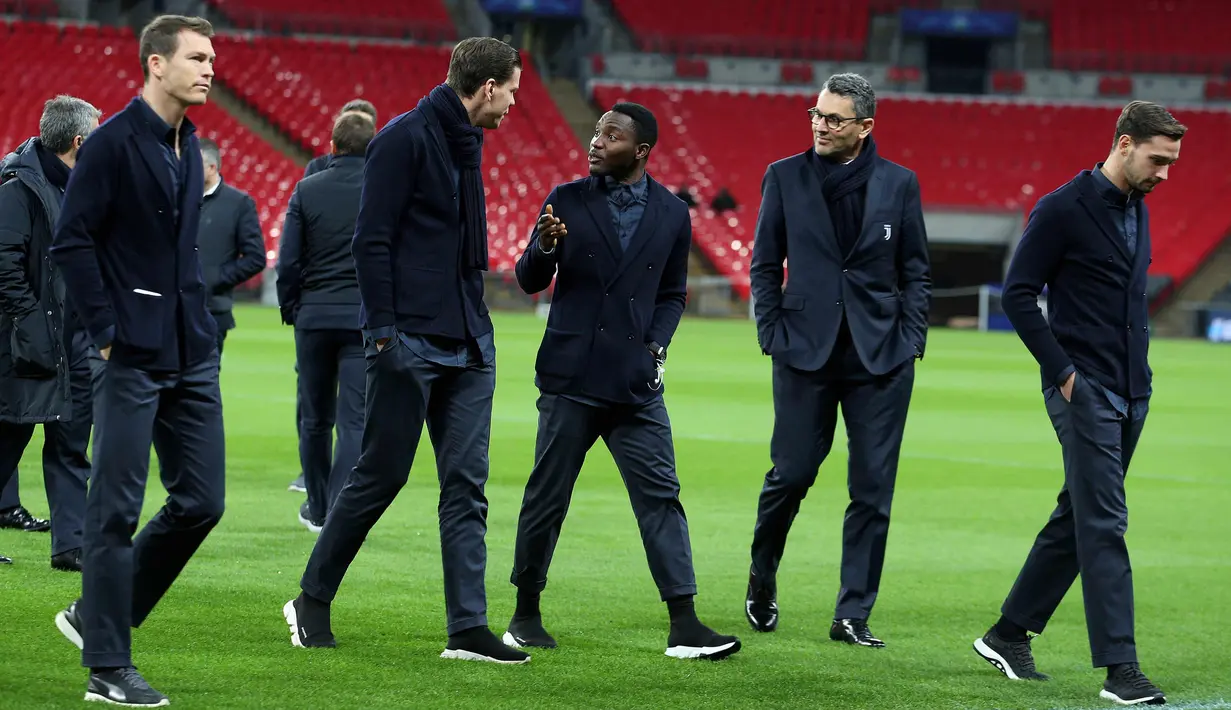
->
745, 573, 778, 632
288, 474, 306, 492
830, 618, 885, 648
503, 616, 557, 649
665, 623, 742, 660
973, 628, 1050, 681
442, 625, 531, 664
282, 594, 336, 648
297, 501, 323, 534
52, 548, 82, 573
55, 599, 84, 650
1100, 663, 1165, 705
85, 667, 169, 707
0, 553, 10, 564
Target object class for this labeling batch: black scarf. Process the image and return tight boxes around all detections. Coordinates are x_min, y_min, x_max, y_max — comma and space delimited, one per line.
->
420, 84, 488, 271
35, 140, 71, 191
813, 134, 877, 257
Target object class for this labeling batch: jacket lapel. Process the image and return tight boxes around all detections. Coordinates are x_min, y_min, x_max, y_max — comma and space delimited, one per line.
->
611, 177, 664, 281
583, 177, 623, 261
1076, 178, 1131, 261
847, 164, 885, 262
132, 133, 173, 207
800, 152, 841, 263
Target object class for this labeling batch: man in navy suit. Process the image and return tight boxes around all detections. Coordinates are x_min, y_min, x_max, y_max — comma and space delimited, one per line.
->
504, 103, 741, 661
48, 15, 223, 707
971, 101, 1183, 707
744, 74, 931, 647
282, 36, 531, 665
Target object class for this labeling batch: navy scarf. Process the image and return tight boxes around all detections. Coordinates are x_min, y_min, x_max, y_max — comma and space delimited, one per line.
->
421, 84, 488, 271
813, 133, 878, 257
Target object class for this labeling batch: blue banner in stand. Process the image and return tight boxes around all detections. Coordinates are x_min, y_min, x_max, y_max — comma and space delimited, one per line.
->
481, 0, 583, 17
899, 9, 1019, 38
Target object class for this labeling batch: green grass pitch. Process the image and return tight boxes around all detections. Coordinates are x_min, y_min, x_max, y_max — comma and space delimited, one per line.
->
1, 306, 1229, 709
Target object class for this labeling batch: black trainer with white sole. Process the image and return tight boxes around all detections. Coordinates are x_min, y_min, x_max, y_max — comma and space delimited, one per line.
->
503, 616, 557, 649
665, 625, 742, 660
283, 594, 336, 648
972, 628, 1050, 681
85, 667, 169, 707
1100, 663, 1166, 706
297, 502, 323, 534
442, 626, 531, 664
56, 599, 84, 650
830, 618, 885, 648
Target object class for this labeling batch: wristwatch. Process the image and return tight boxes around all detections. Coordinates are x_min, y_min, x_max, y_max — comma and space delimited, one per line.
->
647, 341, 665, 360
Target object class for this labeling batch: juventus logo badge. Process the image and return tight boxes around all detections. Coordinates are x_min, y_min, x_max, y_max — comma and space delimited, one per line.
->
883, 225, 892, 240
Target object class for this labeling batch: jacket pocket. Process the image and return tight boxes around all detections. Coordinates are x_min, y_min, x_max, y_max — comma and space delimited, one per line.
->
10, 310, 57, 379
114, 288, 166, 353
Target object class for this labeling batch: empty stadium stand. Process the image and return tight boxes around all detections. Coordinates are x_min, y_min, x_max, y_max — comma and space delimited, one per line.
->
594, 83, 1231, 294
204, 0, 455, 41
212, 35, 585, 272
609, 0, 871, 60
0, 20, 301, 267
1049, 0, 1231, 74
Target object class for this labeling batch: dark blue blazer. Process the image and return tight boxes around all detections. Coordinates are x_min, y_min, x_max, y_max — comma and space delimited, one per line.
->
50, 97, 216, 373
351, 106, 490, 345
750, 150, 931, 374
516, 175, 690, 404
1002, 169, 1152, 399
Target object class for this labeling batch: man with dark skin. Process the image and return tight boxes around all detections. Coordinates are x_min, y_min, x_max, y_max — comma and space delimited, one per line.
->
506, 103, 741, 661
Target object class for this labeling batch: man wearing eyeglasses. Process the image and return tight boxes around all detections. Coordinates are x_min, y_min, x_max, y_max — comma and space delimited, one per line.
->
506, 102, 740, 661
743, 73, 931, 648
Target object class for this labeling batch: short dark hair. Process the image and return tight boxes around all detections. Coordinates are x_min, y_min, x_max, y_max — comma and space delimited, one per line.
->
139, 15, 214, 81
198, 136, 220, 169
610, 102, 658, 150
1114, 100, 1187, 147
332, 113, 375, 156
444, 37, 522, 97
822, 72, 876, 119
339, 99, 377, 124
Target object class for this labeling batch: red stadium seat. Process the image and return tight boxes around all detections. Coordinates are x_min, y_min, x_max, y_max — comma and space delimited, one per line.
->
202, 0, 454, 41
1050, 0, 1231, 74
592, 85, 1231, 295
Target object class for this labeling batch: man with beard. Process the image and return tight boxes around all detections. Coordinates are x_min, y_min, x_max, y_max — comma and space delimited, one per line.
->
743, 73, 931, 647
0, 95, 101, 570
503, 103, 741, 661
971, 100, 1182, 707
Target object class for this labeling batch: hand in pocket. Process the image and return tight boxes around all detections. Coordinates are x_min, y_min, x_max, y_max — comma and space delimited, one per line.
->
11, 311, 56, 378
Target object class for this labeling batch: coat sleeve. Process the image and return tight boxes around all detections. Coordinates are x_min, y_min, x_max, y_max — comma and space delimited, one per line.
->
275, 185, 305, 324
49, 132, 117, 350
0, 182, 39, 318
749, 165, 787, 352
514, 187, 560, 295
898, 172, 931, 358
647, 207, 691, 350
352, 124, 415, 342
1002, 194, 1074, 386
217, 192, 267, 291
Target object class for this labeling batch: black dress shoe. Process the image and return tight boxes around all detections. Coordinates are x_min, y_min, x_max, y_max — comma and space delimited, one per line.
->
51, 548, 82, 572
0, 506, 50, 532
830, 618, 885, 647
745, 573, 778, 632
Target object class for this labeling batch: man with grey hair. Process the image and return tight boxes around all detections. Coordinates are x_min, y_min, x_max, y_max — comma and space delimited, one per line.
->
196, 136, 266, 359
0, 94, 102, 569
743, 73, 932, 647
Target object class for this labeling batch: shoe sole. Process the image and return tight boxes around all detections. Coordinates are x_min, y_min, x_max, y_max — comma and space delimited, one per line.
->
296, 511, 322, 534
440, 648, 530, 664
282, 599, 304, 648
501, 631, 557, 650
1098, 689, 1167, 706
84, 691, 169, 707
56, 610, 84, 650
973, 637, 1022, 680
665, 639, 742, 660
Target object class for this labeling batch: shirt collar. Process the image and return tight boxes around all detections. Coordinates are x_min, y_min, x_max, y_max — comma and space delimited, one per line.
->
1092, 162, 1142, 207
136, 95, 197, 146
605, 173, 648, 203
204, 178, 222, 197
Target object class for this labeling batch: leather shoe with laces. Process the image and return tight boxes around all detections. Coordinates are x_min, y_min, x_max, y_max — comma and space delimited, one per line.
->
830, 618, 885, 647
